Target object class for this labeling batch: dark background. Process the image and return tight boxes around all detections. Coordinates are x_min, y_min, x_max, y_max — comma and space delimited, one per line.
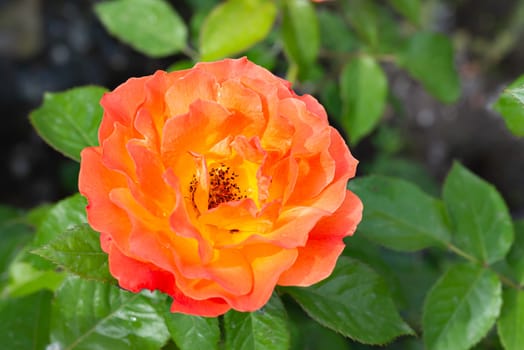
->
1, 0, 524, 216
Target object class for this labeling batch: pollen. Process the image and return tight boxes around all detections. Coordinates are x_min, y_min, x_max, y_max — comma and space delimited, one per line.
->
208, 163, 246, 209
188, 163, 246, 211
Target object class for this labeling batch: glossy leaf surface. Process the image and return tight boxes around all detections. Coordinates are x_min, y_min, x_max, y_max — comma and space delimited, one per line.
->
30, 86, 107, 162
498, 288, 524, 350
284, 257, 413, 345
200, 0, 276, 61
443, 162, 514, 264
95, 0, 187, 57
163, 311, 220, 350
493, 75, 524, 136
50, 277, 170, 350
224, 294, 290, 350
34, 224, 113, 282
423, 263, 501, 350
340, 56, 388, 144
398, 32, 460, 103
349, 175, 450, 251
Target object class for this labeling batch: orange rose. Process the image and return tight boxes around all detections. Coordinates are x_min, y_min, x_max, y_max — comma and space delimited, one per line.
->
79, 57, 362, 316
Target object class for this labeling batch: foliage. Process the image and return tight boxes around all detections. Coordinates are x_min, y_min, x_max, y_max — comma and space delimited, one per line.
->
2, 0, 524, 349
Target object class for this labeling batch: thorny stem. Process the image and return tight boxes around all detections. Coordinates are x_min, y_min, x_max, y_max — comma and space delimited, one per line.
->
447, 243, 522, 290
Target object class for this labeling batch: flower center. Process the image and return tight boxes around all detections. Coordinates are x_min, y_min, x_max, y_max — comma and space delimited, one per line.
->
189, 163, 246, 211
208, 164, 246, 209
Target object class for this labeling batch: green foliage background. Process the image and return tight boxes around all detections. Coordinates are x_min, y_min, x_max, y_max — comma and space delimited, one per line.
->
2, 0, 524, 349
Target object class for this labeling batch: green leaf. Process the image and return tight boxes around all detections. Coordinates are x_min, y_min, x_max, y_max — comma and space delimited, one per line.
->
163, 312, 220, 350
287, 303, 350, 350
443, 162, 514, 264
340, 56, 387, 144
344, 0, 380, 49
367, 155, 439, 196
348, 175, 451, 251
22, 194, 89, 272
224, 293, 289, 350
95, 0, 187, 58
423, 263, 502, 350
0, 222, 33, 289
0, 291, 52, 350
33, 193, 87, 248
382, 250, 442, 325
50, 276, 170, 350
498, 289, 524, 350
33, 224, 113, 282
506, 220, 524, 284
283, 256, 413, 345
390, 0, 421, 25
200, 0, 276, 61
4, 262, 64, 298
281, 0, 320, 75
318, 9, 357, 53
26, 203, 53, 228
397, 32, 460, 103
493, 75, 524, 136
30, 86, 107, 161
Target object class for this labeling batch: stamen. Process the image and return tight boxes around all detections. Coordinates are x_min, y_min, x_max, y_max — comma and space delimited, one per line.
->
188, 163, 246, 211
207, 163, 246, 209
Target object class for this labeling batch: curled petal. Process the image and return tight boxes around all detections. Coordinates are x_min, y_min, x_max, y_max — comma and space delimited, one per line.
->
108, 241, 176, 296
278, 191, 362, 286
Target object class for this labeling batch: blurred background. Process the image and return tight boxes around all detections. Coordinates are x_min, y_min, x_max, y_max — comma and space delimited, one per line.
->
1, 0, 524, 216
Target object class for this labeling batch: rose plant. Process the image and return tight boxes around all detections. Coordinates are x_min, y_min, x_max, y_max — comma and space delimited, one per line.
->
2, 1, 524, 350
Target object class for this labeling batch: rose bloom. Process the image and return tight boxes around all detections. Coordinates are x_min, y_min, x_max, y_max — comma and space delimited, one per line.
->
79, 57, 362, 316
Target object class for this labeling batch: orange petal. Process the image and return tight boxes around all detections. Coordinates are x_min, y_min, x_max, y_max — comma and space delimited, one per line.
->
329, 128, 358, 181
296, 93, 328, 121
108, 241, 176, 295
127, 140, 173, 213
174, 248, 253, 298
261, 111, 294, 154
108, 187, 191, 274
161, 100, 231, 168
163, 169, 214, 264
228, 244, 297, 311
216, 79, 265, 136
268, 205, 328, 248
99, 75, 149, 142
164, 68, 218, 117
101, 122, 135, 176
266, 155, 298, 204
278, 190, 362, 286
278, 98, 329, 155
194, 57, 285, 86
79, 147, 131, 248
286, 149, 335, 205
170, 291, 230, 317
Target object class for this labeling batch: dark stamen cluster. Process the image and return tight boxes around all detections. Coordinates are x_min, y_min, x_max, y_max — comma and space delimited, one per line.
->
188, 163, 246, 211
208, 163, 245, 209
188, 175, 199, 211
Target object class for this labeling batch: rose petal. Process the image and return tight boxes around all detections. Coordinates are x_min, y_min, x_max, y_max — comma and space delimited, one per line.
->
164, 68, 218, 117
170, 291, 230, 317
108, 241, 176, 295
99, 76, 149, 142
228, 244, 297, 311
79, 147, 131, 249
278, 190, 362, 286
